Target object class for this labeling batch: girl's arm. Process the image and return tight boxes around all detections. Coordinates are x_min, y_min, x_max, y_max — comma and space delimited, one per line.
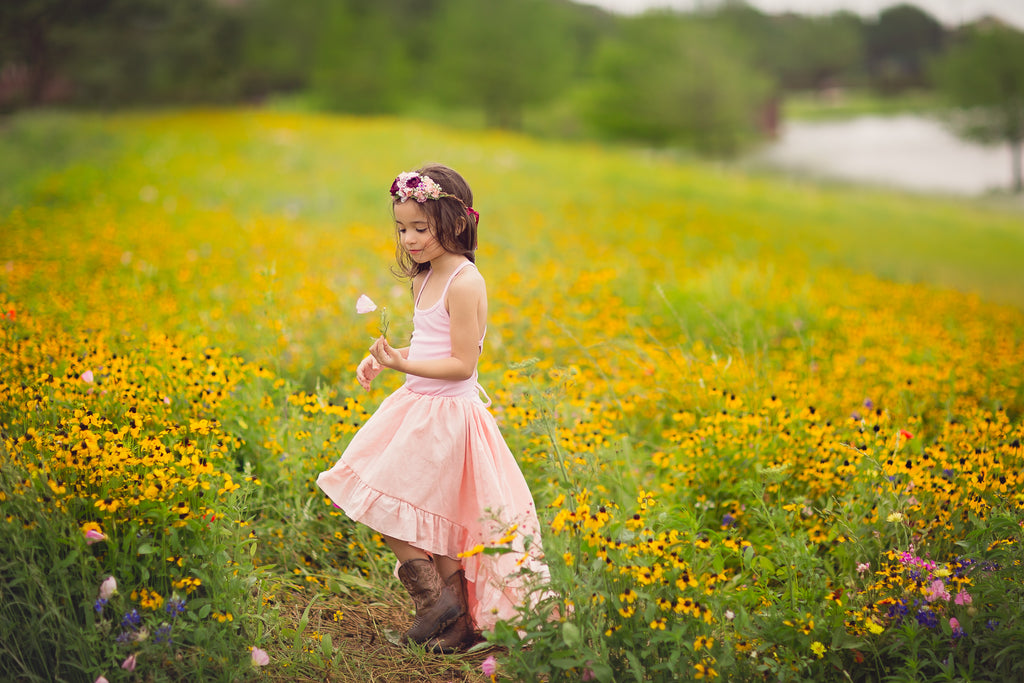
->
369, 270, 484, 381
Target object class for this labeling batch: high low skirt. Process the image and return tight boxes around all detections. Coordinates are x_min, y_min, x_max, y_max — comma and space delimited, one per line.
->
316, 386, 547, 631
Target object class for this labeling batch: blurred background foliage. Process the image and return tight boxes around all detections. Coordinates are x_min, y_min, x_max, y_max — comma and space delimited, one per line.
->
1, 0, 1022, 168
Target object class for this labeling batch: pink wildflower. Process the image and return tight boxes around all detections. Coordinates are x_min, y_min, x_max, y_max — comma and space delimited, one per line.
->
250, 646, 270, 666
121, 654, 137, 671
98, 576, 117, 600
954, 590, 973, 606
856, 562, 870, 575
95, 677, 109, 683
81, 369, 94, 383
924, 579, 950, 603
481, 655, 498, 676
85, 529, 107, 545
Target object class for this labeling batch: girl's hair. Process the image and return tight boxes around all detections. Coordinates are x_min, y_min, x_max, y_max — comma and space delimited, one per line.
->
393, 163, 478, 278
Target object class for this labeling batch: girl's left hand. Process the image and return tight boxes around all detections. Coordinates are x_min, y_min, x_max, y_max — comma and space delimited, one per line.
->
369, 336, 403, 370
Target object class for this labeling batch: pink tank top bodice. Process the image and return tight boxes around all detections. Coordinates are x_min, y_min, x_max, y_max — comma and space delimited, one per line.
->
404, 261, 486, 401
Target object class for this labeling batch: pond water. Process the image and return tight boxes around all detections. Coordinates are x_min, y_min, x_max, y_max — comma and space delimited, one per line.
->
751, 114, 1015, 197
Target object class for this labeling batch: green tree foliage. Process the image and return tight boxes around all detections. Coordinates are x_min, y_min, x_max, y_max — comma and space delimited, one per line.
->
427, 0, 574, 129
307, 1, 410, 114
933, 25, 1024, 192
1, 0, 244, 107
584, 12, 771, 155
865, 3, 945, 92
711, 5, 865, 90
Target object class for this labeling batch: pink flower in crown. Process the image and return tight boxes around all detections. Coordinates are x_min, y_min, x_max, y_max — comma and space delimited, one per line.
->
391, 171, 446, 203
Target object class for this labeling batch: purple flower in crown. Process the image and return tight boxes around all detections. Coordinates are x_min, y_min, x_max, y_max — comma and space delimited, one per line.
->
391, 171, 448, 203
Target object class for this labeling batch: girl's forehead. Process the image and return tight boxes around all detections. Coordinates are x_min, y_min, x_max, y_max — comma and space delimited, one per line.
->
394, 201, 429, 222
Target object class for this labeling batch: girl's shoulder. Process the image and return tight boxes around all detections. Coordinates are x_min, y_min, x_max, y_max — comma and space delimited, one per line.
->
448, 263, 486, 299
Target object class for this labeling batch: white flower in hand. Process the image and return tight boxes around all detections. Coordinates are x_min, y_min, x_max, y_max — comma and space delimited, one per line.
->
355, 294, 377, 314
356, 294, 389, 338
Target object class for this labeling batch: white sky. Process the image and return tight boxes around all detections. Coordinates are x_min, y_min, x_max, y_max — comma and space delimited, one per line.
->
579, 0, 1024, 28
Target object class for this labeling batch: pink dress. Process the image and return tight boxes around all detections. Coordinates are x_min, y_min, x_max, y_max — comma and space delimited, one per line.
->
317, 260, 547, 631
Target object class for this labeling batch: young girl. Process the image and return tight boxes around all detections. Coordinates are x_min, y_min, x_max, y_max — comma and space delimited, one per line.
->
317, 164, 547, 652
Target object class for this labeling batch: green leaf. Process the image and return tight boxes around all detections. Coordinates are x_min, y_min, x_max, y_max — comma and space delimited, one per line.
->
562, 621, 581, 648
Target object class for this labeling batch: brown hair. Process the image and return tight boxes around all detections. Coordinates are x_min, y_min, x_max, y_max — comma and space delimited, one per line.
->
393, 163, 478, 278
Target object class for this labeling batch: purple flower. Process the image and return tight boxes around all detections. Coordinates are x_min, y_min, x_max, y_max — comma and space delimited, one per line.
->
165, 597, 187, 617
950, 617, 965, 639
915, 608, 939, 629
721, 513, 735, 528
405, 175, 421, 188
154, 624, 173, 645
121, 609, 142, 630
94, 598, 108, 614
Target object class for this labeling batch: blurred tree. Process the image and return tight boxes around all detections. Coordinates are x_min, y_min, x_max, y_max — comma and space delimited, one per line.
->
2, 0, 245, 106
427, 0, 574, 128
933, 24, 1024, 192
0, 0, 105, 107
308, 0, 412, 114
864, 3, 945, 92
238, 0, 320, 97
584, 11, 771, 155
710, 5, 865, 91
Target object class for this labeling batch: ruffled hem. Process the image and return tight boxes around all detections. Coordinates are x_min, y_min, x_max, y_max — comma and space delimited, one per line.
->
317, 461, 469, 559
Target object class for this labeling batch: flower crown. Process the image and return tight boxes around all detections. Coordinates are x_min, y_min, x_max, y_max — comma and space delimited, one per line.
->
390, 171, 480, 223
390, 172, 451, 203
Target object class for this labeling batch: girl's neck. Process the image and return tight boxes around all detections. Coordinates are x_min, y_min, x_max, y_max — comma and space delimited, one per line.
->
428, 251, 470, 278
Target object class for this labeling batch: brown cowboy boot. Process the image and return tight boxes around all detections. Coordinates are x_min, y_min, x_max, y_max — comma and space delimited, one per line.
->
427, 569, 477, 654
397, 558, 462, 643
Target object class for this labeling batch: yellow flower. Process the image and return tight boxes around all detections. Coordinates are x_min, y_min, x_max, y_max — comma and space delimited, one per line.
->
458, 544, 485, 559
811, 641, 826, 658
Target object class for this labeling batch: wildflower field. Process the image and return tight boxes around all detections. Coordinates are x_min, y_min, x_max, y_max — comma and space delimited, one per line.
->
2, 109, 1023, 682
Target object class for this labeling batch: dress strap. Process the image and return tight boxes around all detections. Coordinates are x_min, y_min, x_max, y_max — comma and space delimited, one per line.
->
413, 268, 433, 308
438, 260, 476, 308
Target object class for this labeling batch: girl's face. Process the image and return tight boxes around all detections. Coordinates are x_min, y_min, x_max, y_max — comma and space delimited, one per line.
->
395, 200, 445, 263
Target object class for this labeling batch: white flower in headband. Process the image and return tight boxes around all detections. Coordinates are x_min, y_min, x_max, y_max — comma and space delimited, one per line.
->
390, 171, 451, 203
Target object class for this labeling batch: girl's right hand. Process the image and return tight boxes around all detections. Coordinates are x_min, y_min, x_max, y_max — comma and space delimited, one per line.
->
356, 355, 382, 390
